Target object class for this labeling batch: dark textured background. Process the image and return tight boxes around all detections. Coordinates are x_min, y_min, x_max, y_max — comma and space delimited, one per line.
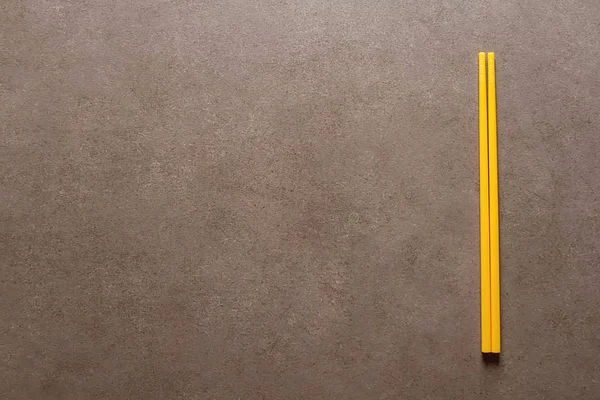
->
2, 1, 599, 399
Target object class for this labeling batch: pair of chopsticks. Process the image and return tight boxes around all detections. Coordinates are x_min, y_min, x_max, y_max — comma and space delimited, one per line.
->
479, 52, 500, 354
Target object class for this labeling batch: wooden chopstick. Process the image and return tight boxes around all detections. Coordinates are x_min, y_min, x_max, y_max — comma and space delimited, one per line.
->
487, 53, 501, 354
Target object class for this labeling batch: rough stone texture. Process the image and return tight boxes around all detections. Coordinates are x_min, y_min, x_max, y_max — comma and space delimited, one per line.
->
1, 1, 599, 399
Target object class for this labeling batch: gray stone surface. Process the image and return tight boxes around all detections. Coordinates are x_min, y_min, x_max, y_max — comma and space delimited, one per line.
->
2, 1, 599, 399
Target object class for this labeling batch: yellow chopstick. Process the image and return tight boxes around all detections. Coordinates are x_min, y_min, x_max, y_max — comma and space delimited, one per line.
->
478, 52, 492, 354
487, 53, 501, 353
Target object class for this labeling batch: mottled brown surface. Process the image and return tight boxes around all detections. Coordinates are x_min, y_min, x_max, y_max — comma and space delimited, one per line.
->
2, 1, 600, 399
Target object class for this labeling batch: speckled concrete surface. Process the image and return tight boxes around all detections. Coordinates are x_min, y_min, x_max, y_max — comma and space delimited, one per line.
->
2, 1, 600, 399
